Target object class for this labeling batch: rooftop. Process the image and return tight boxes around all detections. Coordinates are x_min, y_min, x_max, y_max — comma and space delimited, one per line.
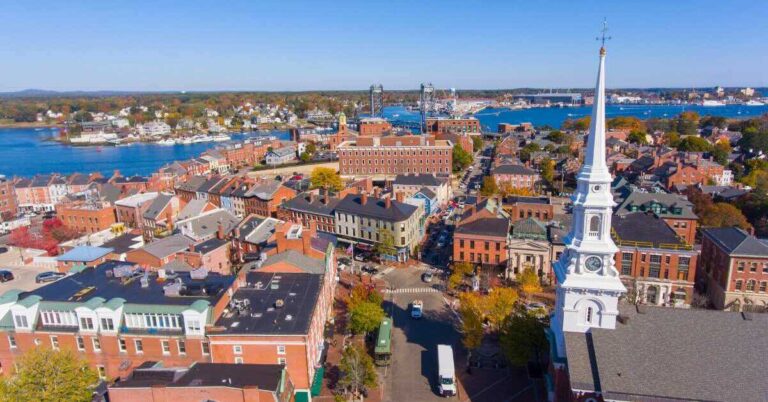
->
393, 173, 443, 187
113, 362, 284, 391
455, 217, 509, 238
212, 272, 321, 335
335, 194, 418, 222
492, 164, 538, 176
703, 227, 768, 257
56, 246, 113, 262
612, 212, 689, 249
20, 260, 234, 306
565, 303, 768, 401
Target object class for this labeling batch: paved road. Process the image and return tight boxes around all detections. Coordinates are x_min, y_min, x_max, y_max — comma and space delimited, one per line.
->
383, 268, 462, 402
0, 247, 51, 293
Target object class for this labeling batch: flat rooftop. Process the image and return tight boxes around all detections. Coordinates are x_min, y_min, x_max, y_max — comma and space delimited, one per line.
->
22, 260, 235, 306
113, 362, 284, 391
211, 272, 321, 335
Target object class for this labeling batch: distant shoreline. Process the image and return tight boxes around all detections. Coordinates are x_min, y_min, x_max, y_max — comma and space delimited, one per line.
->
0, 121, 61, 129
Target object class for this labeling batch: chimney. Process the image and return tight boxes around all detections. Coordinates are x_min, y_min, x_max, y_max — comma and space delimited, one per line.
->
385, 196, 392, 209
309, 192, 317, 204
395, 191, 404, 203
373, 187, 381, 198
323, 193, 330, 205
188, 243, 196, 253
217, 222, 225, 240
361, 192, 368, 205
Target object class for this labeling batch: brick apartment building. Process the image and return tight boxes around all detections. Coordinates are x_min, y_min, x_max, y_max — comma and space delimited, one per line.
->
502, 196, 554, 223
612, 212, 698, 306
57, 200, 117, 234
453, 198, 510, 268
425, 117, 481, 134
0, 260, 236, 381
357, 117, 392, 136
277, 190, 341, 233
700, 227, 768, 311
435, 131, 474, 155
243, 181, 298, 219
114, 192, 159, 230
338, 135, 453, 179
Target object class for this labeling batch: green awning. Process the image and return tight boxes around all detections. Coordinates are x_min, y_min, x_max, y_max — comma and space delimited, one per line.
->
310, 366, 325, 396
295, 390, 311, 402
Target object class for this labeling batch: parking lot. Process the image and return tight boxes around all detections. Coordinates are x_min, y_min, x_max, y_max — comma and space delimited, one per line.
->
0, 247, 52, 293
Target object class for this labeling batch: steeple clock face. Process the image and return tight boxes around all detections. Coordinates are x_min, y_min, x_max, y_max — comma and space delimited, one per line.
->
585, 256, 603, 272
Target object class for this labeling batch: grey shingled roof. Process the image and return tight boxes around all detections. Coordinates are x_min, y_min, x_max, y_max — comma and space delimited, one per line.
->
416, 187, 436, 200
615, 191, 697, 220
703, 227, 768, 257
175, 176, 207, 193
612, 212, 686, 247
455, 217, 509, 238
140, 234, 195, 259
177, 209, 239, 240
335, 194, 418, 222
246, 180, 283, 200
143, 193, 174, 220
177, 198, 210, 221
393, 173, 441, 187
491, 164, 537, 176
281, 192, 339, 217
565, 303, 768, 401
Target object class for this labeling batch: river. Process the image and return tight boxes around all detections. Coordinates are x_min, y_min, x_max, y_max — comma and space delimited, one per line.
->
1, 103, 766, 178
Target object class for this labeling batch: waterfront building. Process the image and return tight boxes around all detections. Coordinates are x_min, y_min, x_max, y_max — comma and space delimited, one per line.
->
265, 147, 297, 166
700, 227, 768, 312
338, 135, 452, 179
358, 117, 392, 136
137, 121, 171, 137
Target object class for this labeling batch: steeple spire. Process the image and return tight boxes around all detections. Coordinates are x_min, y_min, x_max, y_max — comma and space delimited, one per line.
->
579, 22, 611, 183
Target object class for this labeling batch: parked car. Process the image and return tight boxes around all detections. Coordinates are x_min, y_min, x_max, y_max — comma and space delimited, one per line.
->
422, 272, 434, 283
0, 246, 8, 254
35, 271, 65, 283
354, 253, 370, 262
0, 270, 14, 282
361, 265, 379, 275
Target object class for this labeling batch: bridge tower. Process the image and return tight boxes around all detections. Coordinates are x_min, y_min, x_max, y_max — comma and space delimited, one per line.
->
369, 84, 384, 117
419, 82, 436, 133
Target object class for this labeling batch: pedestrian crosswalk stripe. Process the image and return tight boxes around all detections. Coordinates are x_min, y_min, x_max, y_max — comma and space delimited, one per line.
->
383, 287, 440, 294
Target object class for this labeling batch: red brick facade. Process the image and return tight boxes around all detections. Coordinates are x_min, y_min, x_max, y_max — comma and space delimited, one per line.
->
338, 135, 453, 177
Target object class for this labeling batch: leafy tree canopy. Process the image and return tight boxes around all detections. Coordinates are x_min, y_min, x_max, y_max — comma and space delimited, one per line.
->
0, 348, 99, 402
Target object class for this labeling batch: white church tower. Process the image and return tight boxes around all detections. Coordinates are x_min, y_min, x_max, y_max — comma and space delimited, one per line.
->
551, 32, 626, 357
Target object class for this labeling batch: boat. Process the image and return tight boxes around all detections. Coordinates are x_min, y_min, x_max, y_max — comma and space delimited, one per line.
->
211, 134, 231, 142
745, 100, 765, 106
157, 138, 176, 145
178, 138, 193, 145
702, 100, 726, 107
190, 135, 211, 143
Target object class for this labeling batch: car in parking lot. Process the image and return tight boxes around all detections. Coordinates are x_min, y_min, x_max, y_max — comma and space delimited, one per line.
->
35, 271, 66, 283
354, 253, 371, 262
361, 265, 379, 275
0, 270, 14, 282
422, 271, 434, 283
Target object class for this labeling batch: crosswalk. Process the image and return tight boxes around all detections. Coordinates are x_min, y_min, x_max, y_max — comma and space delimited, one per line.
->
384, 287, 441, 294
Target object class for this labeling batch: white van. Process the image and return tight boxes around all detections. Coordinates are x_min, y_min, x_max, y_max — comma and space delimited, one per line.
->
437, 344, 457, 397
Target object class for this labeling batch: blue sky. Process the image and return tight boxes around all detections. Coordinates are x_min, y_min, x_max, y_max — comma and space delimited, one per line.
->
0, 1, 766, 91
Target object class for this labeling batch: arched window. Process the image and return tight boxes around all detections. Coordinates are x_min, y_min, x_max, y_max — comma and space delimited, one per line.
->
746, 280, 756, 292
585, 307, 593, 324
589, 216, 601, 237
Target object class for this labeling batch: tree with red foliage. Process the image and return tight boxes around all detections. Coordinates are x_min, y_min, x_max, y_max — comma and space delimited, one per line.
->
8, 218, 79, 256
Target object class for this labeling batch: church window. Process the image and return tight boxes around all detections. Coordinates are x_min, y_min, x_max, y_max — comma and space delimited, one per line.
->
585, 307, 594, 324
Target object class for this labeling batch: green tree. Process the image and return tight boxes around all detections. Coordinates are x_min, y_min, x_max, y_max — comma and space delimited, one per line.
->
519, 143, 541, 163
627, 129, 649, 145
348, 301, 385, 335
310, 166, 343, 192
299, 151, 312, 163
737, 128, 768, 155
677, 136, 713, 152
472, 136, 484, 152
562, 116, 590, 131
545, 130, 566, 144
452, 144, 473, 172
607, 116, 644, 131
480, 176, 499, 196
349, 284, 383, 308
518, 267, 542, 295
0, 348, 99, 402
700, 202, 752, 231
337, 344, 378, 398
499, 307, 549, 367
484, 287, 519, 331
540, 157, 555, 185
663, 131, 681, 147
306, 141, 318, 155
675, 111, 700, 135
711, 142, 732, 166
374, 228, 397, 259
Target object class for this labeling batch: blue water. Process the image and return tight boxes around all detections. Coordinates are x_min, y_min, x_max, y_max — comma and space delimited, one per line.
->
0, 128, 289, 177
2, 103, 766, 178
383, 104, 768, 131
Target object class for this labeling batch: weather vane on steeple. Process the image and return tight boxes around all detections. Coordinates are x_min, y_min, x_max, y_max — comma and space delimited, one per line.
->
597, 18, 611, 54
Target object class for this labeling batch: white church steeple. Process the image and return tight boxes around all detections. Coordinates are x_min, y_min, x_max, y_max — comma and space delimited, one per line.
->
551, 26, 626, 357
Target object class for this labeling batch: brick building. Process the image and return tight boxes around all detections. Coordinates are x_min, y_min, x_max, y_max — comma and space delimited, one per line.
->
614, 191, 698, 244
425, 117, 481, 134
0, 175, 17, 221
338, 135, 452, 179
612, 212, 698, 306
277, 190, 340, 233
57, 200, 117, 234
700, 227, 768, 311
453, 198, 510, 268
502, 196, 554, 222
491, 164, 540, 191
114, 192, 159, 230
0, 260, 236, 381
109, 362, 296, 402
358, 117, 392, 136
243, 181, 297, 218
